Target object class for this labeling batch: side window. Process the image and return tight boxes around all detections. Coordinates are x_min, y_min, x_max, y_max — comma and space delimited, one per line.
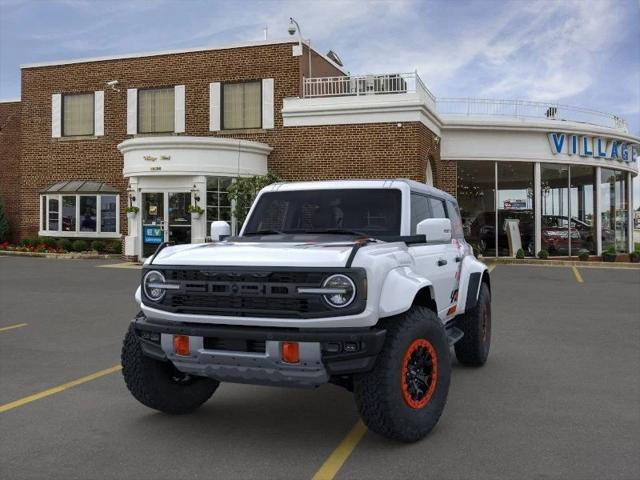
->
446, 200, 464, 239
410, 194, 430, 234
428, 197, 447, 218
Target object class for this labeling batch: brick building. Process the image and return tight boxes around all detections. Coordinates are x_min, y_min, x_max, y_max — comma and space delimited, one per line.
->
0, 38, 638, 259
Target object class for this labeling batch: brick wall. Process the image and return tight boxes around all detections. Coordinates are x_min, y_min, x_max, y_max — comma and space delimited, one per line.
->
0, 101, 21, 242
16, 41, 442, 241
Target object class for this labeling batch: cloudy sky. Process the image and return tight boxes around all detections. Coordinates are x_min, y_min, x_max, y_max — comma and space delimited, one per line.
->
1, 0, 639, 203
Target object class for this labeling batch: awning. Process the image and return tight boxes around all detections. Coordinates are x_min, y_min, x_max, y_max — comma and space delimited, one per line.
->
41, 180, 119, 194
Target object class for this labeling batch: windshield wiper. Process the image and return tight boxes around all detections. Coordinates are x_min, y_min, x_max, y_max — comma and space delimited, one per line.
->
305, 228, 375, 239
242, 229, 285, 236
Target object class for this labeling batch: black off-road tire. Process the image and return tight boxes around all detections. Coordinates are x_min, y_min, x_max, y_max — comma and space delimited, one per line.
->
454, 283, 491, 366
121, 325, 219, 414
353, 306, 451, 442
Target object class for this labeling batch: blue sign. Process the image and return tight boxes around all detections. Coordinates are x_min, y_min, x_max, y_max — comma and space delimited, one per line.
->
143, 226, 163, 245
548, 132, 638, 163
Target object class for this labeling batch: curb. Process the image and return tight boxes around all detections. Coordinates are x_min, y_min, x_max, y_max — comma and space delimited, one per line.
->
0, 250, 122, 260
482, 258, 640, 270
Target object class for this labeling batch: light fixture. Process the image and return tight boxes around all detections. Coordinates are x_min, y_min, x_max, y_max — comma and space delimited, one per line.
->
127, 185, 136, 204
191, 184, 200, 203
288, 17, 312, 79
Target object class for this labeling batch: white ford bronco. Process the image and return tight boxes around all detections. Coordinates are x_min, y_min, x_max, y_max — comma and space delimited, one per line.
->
122, 179, 491, 442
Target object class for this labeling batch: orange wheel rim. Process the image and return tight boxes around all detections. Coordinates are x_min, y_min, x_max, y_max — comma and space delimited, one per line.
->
401, 338, 438, 409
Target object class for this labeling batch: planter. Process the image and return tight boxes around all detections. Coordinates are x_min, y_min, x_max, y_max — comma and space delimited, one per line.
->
602, 253, 617, 262
127, 212, 137, 221
191, 212, 202, 220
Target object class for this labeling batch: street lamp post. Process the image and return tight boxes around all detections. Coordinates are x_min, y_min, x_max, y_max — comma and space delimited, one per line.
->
288, 17, 312, 81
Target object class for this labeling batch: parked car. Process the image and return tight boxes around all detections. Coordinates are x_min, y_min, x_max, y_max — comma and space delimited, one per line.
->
468, 210, 535, 255
121, 180, 491, 442
541, 215, 595, 254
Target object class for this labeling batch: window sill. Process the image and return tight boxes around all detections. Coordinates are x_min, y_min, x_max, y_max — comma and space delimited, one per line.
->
133, 132, 180, 137
55, 136, 99, 142
216, 128, 267, 135
39, 231, 121, 239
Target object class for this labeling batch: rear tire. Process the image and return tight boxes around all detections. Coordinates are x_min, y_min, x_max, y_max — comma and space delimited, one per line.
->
454, 283, 491, 366
121, 325, 219, 414
353, 306, 451, 442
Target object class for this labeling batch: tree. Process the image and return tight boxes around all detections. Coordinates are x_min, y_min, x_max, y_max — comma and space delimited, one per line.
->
227, 173, 280, 227
0, 199, 9, 242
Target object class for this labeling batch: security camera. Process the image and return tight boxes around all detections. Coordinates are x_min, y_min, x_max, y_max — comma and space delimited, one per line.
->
288, 18, 297, 36
106, 80, 118, 86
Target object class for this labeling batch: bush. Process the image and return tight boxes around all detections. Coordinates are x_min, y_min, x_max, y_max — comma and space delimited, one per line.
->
603, 245, 617, 262
537, 249, 549, 260
39, 237, 58, 249
20, 237, 37, 247
57, 238, 73, 252
0, 199, 9, 242
577, 249, 589, 261
630, 251, 640, 263
90, 240, 106, 252
71, 239, 88, 252
106, 240, 122, 254
515, 248, 525, 259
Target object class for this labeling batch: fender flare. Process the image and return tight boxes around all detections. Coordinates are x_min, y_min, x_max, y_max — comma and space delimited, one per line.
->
378, 267, 435, 318
456, 255, 489, 315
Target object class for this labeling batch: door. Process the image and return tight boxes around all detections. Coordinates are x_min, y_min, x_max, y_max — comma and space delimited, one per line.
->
141, 192, 192, 259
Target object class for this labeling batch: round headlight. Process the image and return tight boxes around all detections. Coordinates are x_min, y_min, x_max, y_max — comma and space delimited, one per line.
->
322, 274, 356, 308
143, 270, 166, 302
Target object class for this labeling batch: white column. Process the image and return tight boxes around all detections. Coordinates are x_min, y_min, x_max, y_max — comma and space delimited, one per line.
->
51, 94, 62, 138
174, 85, 185, 133
628, 171, 634, 253
534, 162, 541, 256
191, 175, 207, 244
94, 90, 104, 136
595, 166, 602, 256
124, 177, 140, 258
262, 78, 274, 129
127, 89, 137, 135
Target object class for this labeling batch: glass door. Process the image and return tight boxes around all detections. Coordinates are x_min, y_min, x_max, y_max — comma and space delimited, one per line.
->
167, 192, 191, 246
142, 192, 165, 259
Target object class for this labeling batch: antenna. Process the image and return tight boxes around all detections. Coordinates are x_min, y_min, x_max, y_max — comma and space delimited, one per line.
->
263, 25, 268, 40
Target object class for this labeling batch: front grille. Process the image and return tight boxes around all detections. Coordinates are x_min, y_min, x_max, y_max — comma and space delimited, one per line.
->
203, 337, 266, 353
145, 267, 367, 319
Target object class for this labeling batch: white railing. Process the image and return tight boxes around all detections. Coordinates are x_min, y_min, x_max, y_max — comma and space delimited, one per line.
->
303, 72, 436, 102
436, 97, 628, 131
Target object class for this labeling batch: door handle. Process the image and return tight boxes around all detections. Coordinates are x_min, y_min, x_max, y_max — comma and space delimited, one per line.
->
437, 259, 447, 267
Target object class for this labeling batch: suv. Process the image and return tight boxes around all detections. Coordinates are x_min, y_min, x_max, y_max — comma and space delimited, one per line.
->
122, 180, 491, 442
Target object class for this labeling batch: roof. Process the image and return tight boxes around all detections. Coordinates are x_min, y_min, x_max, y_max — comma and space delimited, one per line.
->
19, 38, 347, 74
41, 180, 119, 194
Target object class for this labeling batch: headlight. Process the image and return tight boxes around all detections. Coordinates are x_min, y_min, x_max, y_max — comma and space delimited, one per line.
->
322, 274, 356, 308
143, 270, 167, 302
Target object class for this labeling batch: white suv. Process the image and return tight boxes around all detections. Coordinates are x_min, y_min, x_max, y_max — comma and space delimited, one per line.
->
122, 179, 491, 442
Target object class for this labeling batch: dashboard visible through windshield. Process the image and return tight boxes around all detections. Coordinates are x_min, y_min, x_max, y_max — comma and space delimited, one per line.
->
243, 189, 402, 238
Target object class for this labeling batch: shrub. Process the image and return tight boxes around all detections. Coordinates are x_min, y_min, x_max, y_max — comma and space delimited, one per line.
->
603, 245, 617, 262
630, 251, 640, 263
106, 240, 122, 254
90, 240, 106, 252
20, 237, 37, 247
537, 249, 549, 260
57, 238, 73, 252
71, 239, 88, 252
39, 237, 58, 249
515, 248, 525, 259
0, 199, 9, 242
577, 249, 589, 261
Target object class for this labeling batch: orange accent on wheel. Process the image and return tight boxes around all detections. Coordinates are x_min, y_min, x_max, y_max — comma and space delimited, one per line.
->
401, 338, 438, 409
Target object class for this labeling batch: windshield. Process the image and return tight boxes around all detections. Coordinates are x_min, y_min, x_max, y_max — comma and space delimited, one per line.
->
243, 189, 402, 237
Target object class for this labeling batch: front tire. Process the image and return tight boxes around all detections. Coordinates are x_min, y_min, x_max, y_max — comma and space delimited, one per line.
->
121, 325, 219, 414
353, 306, 451, 442
454, 283, 491, 366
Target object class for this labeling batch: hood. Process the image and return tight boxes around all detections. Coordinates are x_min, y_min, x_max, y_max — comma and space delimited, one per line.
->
150, 241, 357, 268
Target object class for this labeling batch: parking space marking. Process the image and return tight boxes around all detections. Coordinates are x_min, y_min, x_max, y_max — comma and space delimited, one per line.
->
0, 364, 122, 414
97, 262, 142, 269
571, 266, 584, 283
311, 420, 367, 480
0, 322, 28, 333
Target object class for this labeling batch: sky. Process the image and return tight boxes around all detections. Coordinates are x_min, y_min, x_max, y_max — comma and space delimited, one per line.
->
0, 0, 639, 205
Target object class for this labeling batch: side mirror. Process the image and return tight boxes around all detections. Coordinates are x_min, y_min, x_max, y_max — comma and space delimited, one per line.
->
210, 221, 231, 241
416, 218, 452, 243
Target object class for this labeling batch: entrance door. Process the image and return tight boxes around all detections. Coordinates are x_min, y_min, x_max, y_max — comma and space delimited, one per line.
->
141, 192, 192, 259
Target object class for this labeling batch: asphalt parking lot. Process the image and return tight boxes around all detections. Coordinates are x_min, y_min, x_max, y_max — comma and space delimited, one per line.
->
1, 257, 639, 480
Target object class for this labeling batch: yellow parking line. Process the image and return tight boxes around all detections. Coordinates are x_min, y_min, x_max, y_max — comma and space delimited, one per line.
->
0, 323, 28, 333
572, 266, 584, 283
311, 420, 367, 480
0, 364, 122, 414
97, 262, 141, 269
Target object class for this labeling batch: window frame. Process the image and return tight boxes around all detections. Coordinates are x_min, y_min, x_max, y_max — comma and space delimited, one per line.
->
221, 80, 263, 130
61, 92, 95, 137
136, 86, 176, 134
39, 193, 121, 238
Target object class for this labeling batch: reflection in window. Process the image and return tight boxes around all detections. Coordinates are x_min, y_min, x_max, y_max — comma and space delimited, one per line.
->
446, 200, 464, 240
541, 164, 569, 256
101, 195, 117, 233
207, 177, 233, 233
410, 194, 429, 234
601, 169, 628, 253
569, 166, 596, 254
80, 196, 97, 232
48, 197, 59, 231
457, 161, 496, 256
62, 196, 76, 231
497, 162, 534, 256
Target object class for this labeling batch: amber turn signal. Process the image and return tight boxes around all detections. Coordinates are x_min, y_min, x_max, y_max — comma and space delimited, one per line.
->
173, 335, 190, 356
281, 341, 300, 364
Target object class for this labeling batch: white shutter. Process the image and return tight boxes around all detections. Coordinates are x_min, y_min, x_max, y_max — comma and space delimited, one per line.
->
127, 88, 137, 135
262, 78, 274, 129
174, 85, 185, 133
51, 94, 61, 138
209, 82, 221, 131
94, 90, 104, 136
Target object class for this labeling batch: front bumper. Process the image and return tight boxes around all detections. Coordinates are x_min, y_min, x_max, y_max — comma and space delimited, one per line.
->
133, 314, 386, 388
